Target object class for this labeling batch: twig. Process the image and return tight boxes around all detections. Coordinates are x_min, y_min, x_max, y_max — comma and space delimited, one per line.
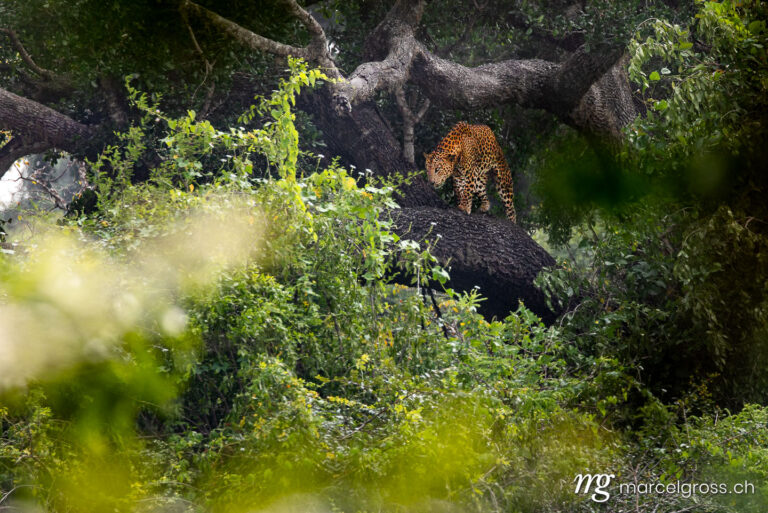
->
427, 286, 450, 340
183, 15, 217, 118
18, 165, 67, 210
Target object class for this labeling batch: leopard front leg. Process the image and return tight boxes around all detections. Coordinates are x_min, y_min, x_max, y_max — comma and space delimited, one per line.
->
474, 179, 491, 213
453, 176, 473, 215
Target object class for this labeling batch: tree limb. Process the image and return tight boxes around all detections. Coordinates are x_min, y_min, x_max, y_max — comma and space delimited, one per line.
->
336, 1, 631, 136
390, 207, 557, 321
181, 0, 339, 77
0, 87, 97, 172
0, 27, 57, 81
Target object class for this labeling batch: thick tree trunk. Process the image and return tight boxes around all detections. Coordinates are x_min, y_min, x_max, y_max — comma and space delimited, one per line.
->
296, 88, 447, 209
390, 208, 557, 321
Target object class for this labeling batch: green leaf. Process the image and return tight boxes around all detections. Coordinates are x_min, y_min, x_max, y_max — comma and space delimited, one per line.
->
649, 71, 661, 81
748, 20, 764, 35
431, 267, 450, 285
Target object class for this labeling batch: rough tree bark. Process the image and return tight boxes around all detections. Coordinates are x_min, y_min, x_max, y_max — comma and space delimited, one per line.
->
0, 0, 639, 321
391, 208, 557, 322
0, 87, 97, 172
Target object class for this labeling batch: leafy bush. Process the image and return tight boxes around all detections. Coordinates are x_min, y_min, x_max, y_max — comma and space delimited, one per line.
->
2, 42, 768, 513
533, 0, 768, 409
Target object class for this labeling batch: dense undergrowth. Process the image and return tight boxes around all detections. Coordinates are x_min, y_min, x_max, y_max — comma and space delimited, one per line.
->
2, 2, 768, 512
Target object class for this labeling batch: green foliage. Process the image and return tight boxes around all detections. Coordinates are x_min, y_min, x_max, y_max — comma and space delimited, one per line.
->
627, 0, 768, 202
674, 206, 768, 400
3, 2, 768, 507
0, 0, 296, 114
538, 201, 768, 408
531, 0, 768, 411
2, 59, 617, 513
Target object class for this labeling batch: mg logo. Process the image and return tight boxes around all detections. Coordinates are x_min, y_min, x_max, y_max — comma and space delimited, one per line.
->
574, 473, 615, 503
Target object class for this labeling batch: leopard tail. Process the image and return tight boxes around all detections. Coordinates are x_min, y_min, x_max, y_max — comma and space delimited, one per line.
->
492, 146, 517, 223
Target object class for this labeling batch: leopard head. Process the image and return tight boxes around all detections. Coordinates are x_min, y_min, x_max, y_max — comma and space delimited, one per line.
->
424, 151, 456, 187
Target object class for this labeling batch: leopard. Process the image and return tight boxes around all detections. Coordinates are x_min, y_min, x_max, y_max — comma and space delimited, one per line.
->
424, 122, 516, 223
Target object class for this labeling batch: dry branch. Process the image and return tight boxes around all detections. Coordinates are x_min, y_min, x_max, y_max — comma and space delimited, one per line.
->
181, 0, 339, 77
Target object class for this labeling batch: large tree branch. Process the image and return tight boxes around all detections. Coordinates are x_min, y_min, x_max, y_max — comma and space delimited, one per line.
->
409, 42, 631, 136
391, 207, 557, 321
410, 50, 556, 110
182, 0, 633, 137
0, 87, 97, 172
333, 2, 632, 137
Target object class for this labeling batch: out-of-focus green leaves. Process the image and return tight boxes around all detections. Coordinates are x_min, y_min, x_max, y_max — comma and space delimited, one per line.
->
2, 4, 768, 506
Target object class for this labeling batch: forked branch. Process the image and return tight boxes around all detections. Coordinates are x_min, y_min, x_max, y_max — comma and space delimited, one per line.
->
181, 0, 632, 137
395, 85, 430, 165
